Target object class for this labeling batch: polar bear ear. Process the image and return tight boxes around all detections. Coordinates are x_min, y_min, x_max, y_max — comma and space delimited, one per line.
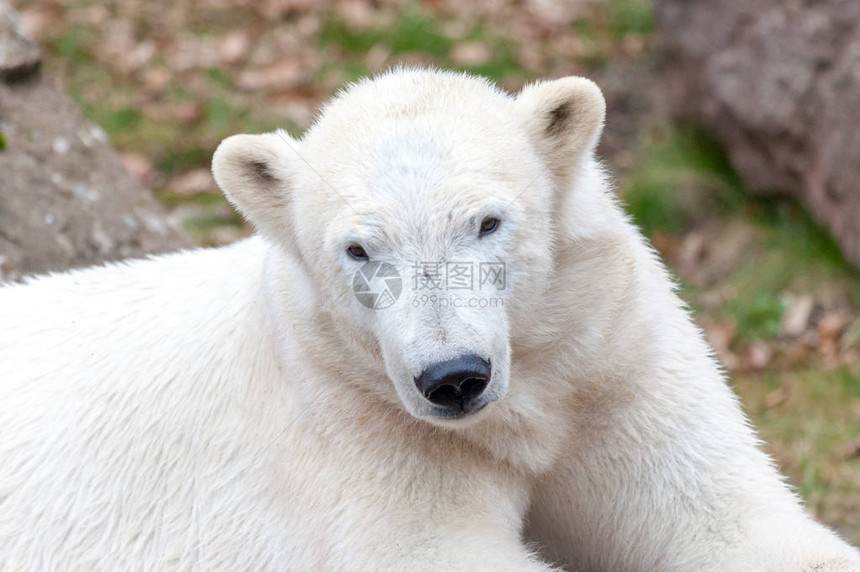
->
212, 130, 298, 244
514, 77, 605, 180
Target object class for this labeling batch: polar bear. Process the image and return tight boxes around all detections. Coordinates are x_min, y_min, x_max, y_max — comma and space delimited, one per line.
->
1, 69, 858, 571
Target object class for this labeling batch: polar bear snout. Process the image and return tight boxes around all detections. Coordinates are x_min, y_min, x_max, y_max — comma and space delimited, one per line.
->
414, 355, 491, 413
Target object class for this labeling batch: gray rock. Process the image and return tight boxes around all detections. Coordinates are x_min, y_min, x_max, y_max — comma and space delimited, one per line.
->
0, 1, 40, 82
0, 3, 188, 282
655, 0, 860, 268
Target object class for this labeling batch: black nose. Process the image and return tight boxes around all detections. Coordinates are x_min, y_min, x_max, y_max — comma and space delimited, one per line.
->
414, 355, 491, 408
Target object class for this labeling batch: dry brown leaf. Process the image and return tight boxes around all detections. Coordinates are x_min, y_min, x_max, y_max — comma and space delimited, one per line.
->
141, 102, 202, 124
818, 312, 847, 361
237, 59, 305, 92
781, 294, 814, 337
450, 41, 493, 67
166, 169, 216, 196
705, 319, 736, 353
121, 153, 155, 187
218, 31, 250, 65
650, 231, 682, 262
737, 341, 773, 371
764, 387, 787, 409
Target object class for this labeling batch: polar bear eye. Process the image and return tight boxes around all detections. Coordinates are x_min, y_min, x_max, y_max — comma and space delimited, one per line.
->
479, 217, 500, 237
346, 244, 369, 261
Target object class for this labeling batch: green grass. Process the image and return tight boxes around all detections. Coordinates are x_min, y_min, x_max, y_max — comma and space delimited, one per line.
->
342, 60, 373, 83
101, 108, 143, 134
736, 366, 860, 544
845, 319, 860, 351
624, 178, 687, 234
462, 43, 527, 81
838, 367, 860, 397
204, 98, 245, 128
206, 68, 234, 88
756, 200, 851, 272
567, 0, 654, 68
318, 10, 530, 82
570, 17, 612, 68
0, 128, 6, 152
622, 126, 853, 289
728, 202, 859, 309
459, 25, 530, 81
623, 126, 746, 234
621, 124, 858, 342
180, 207, 244, 236
157, 146, 211, 175
319, 11, 452, 58
729, 293, 786, 341
608, 0, 654, 38
71, 81, 290, 177
46, 24, 95, 65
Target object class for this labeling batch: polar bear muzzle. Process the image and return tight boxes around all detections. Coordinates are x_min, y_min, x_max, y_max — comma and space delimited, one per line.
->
413, 355, 491, 414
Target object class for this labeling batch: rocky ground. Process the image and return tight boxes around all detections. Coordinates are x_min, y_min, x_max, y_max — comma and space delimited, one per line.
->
9, 0, 859, 543
0, 0, 187, 279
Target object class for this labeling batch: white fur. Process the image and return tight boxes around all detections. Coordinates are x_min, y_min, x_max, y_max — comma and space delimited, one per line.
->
1, 69, 858, 571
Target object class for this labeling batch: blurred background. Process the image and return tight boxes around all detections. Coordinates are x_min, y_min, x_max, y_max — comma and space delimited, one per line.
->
1, 0, 858, 542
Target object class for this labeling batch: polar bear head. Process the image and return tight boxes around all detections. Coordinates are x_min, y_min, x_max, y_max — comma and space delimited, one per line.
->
213, 69, 605, 428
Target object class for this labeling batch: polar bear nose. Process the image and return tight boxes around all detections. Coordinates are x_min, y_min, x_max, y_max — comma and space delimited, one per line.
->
414, 355, 491, 409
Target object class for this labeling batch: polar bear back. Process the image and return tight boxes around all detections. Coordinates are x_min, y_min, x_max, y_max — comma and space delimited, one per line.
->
0, 238, 308, 568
